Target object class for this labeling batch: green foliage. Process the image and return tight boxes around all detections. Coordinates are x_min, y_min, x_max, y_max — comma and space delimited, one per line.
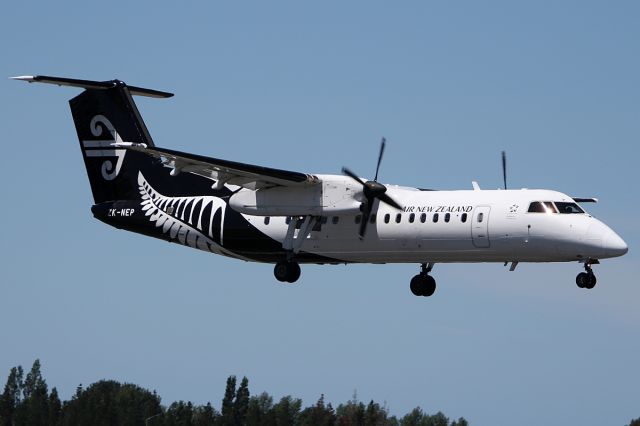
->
235, 377, 250, 426
0, 360, 476, 426
298, 394, 335, 426
628, 418, 640, 426
272, 395, 302, 426
61, 379, 162, 426
245, 392, 274, 426
399, 408, 450, 426
0, 365, 24, 426
221, 376, 237, 426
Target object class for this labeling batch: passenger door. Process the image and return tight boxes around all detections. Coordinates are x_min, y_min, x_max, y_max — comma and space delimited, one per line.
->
472, 206, 491, 248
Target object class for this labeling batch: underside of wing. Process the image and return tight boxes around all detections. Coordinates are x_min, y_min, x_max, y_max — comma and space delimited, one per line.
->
127, 145, 320, 190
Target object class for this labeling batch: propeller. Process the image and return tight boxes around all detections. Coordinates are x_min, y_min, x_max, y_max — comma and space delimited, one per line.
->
501, 150, 507, 190
342, 138, 402, 239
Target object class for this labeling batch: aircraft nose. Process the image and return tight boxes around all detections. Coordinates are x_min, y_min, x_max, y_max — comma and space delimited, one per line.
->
604, 231, 628, 257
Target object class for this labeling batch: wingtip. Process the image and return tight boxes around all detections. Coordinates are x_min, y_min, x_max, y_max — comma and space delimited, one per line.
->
10, 75, 36, 82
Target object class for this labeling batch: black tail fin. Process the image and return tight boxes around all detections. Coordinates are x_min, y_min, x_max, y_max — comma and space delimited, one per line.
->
13, 76, 172, 204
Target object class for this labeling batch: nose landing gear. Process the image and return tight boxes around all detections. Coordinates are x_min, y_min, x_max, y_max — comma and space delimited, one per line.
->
576, 261, 597, 289
410, 263, 436, 297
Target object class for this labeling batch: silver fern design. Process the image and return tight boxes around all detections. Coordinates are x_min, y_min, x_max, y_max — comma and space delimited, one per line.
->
138, 172, 229, 254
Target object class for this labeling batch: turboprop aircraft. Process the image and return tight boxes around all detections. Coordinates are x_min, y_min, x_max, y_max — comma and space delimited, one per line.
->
13, 75, 628, 297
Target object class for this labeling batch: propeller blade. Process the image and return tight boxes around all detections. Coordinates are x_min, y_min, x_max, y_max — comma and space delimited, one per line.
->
501, 151, 507, 190
374, 137, 386, 182
378, 193, 402, 210
342, 167, 366, 186
358, 201, 372, 239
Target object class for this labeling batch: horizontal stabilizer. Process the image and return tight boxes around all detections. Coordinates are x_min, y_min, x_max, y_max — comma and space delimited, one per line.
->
11, 75, 173, 98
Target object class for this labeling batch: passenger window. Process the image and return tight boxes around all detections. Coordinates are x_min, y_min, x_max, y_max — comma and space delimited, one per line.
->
461, 213, 467, 223
395, 213, 402, 223
444, 213, 450, 223
355, 215, 361, 224
264, 217, 270, 225
420, 213, 426, 223
409, 213, 415, 223
384, 214, 390, 224
433, 213, 439, 223
321, 216, 328, 224
478, 212, 484, 223
332, 216, 339, 225
370, 214, 376, 223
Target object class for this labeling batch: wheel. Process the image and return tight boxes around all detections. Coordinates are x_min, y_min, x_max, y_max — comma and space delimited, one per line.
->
286, 262, 301, 283
410, 275, 425, 296
585, 273, 597, 289
274, 261, 301, 283
274, 262, 289, 282
576, 272, 588, 288
409, 274, 436, 297
423, 275, 436, 297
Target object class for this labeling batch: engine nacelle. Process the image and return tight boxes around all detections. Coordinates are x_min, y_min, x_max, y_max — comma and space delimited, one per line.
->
228, 175, 362, 216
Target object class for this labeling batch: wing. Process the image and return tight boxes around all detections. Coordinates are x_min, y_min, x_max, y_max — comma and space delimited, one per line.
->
126, 145, 320, 190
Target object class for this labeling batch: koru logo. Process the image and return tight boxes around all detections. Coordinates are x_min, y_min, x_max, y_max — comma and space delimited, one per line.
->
81, 115, 127, 180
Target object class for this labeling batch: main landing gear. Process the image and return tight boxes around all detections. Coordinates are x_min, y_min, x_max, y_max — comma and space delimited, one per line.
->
410, 263, 436, 297
576, 261, 597, 290
274, 261, 301, 283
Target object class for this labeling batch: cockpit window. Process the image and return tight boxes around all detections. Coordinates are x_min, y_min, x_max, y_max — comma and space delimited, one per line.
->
527, 202, 546, 213
555, 202, 584, 214
528, 201, 558, 213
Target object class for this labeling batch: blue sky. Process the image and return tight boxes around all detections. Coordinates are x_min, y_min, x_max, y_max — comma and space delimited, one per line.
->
1, 1, 639, 425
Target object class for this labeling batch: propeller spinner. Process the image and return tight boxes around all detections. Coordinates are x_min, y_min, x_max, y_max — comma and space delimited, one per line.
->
342, 138, 402, 239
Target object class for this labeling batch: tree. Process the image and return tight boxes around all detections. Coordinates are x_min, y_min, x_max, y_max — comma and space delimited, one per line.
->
164, 401, 194, 426
245, 392, 274, 426
48, 387, 62, 426
22, 359, 49, 426
400, 407, 425, 426
60, 380, 162, 426
450, 418, 468, 426
234, 377, 250, 426
336, 393, 366, 426
298, 394, 335, 426
220, 376, 236, 426
192, 402, 217, 426
364, 400, 389, 426
0, 365, 24, 426
628, 418, 640, 426
272, 396, 301, 426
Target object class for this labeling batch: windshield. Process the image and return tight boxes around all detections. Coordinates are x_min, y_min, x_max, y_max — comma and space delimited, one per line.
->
528, 201, 584, 214
555, 202, 585, 214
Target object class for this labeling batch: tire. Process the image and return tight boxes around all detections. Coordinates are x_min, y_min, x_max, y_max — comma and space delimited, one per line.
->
410, 275, 424, 296
274, 262, 290, 282
423, 275, 436, 297
576, 272, 588, 288
585, 273, 597, 289
286, 262, 301, 283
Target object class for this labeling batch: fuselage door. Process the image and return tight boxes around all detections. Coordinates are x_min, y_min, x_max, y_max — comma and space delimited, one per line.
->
472, 206, 491, 248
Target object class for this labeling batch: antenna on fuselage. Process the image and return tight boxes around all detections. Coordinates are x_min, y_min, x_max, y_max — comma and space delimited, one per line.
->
501, 151, 507, 190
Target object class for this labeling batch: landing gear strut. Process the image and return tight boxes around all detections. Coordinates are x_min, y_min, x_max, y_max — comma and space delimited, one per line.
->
576, 261, 597, 289
410, 263, 436, 297
274, 261, 301, 283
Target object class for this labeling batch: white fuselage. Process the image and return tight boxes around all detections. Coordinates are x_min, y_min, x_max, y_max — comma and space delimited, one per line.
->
244, 177, 627, 264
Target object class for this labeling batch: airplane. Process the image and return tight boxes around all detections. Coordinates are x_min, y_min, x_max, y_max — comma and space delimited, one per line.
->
13, 75, 628, 297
